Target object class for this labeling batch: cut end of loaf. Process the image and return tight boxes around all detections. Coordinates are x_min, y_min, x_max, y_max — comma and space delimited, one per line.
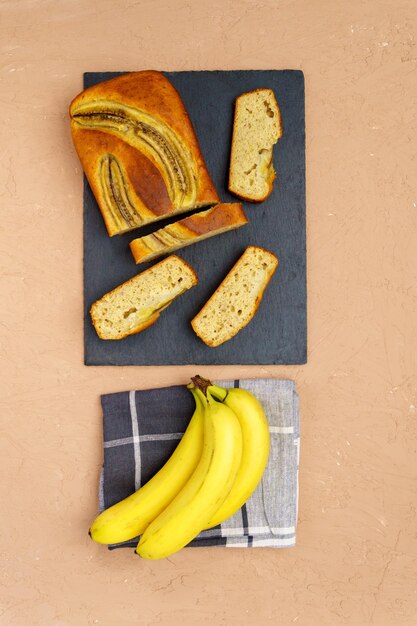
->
129, 203, 247, 264
228, 88, 282, 202
91, 255, 197, 340
191, 246, 278, 347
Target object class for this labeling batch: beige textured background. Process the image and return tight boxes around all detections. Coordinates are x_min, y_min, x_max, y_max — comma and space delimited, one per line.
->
1, 0, 416, 624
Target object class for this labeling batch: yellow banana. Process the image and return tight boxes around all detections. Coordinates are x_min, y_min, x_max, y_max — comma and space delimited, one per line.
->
205, 382, 270, 529
136, 389, 242, 559
89, 388, 204, 544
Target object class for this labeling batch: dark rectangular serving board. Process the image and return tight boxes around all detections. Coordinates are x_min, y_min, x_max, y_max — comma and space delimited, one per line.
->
83, 70, 306, 365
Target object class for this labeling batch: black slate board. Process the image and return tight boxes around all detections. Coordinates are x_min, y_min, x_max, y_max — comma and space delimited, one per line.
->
83, 70, 306, 365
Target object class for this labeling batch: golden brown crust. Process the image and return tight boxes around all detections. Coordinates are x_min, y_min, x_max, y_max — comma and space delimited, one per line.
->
129, 240, 150, 263
72, 128, 173, 235
70, 72, 207, 171
191, 246, 278, 347
179, 203, 246, 235
70, 71, 219, 235
129, 203, 247, 264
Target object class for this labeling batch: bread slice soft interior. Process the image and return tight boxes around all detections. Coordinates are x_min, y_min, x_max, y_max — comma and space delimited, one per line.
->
228, 89, 282, 202
91, 255, 197, 340
191, 246, 278, 347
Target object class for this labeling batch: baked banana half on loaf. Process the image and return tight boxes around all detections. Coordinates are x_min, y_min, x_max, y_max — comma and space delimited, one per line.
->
70, 71, 220, 236
130, 203, 247, 264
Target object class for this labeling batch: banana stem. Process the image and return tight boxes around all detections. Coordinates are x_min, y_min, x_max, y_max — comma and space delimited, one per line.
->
190, 376, 228, 402
190, 375, 213, 397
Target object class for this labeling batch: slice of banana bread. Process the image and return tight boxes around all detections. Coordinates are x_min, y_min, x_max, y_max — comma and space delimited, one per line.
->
228, 89, 282, 202
191, 246, 278, 347
129, 203, 247, 264
91, 255, 197, 340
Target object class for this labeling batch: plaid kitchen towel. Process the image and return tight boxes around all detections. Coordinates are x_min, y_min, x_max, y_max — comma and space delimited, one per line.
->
99, 378, 300, 549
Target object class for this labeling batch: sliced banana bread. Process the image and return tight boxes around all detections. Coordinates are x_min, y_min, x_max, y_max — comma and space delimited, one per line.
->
91, 255, 197, 340
191, 246, 278, 347
228, 89, 282, 202
129, 203, 247, 264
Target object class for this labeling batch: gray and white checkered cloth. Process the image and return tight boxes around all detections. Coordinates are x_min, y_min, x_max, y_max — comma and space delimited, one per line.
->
99, 379, 300, 549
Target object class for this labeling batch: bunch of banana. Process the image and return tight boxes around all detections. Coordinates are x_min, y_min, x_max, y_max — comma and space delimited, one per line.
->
89, 376, 270, 560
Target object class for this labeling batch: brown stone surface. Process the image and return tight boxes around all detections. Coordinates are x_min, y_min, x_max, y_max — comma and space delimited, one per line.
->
1, 1, 416, 624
